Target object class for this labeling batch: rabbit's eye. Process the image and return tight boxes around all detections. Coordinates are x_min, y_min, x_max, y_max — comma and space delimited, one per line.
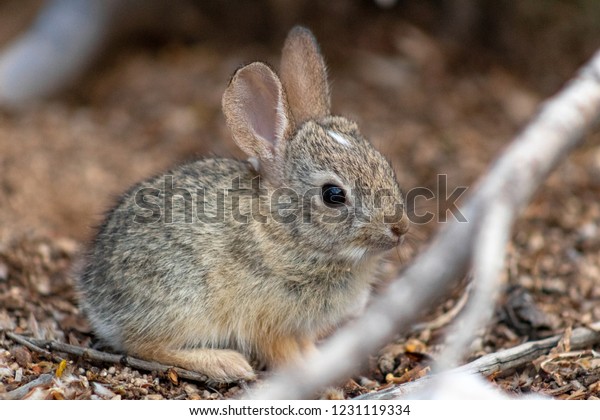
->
322, 184, 346, 207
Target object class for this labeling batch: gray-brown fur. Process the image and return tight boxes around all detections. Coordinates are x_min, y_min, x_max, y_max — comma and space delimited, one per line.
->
78, 26, 408, 383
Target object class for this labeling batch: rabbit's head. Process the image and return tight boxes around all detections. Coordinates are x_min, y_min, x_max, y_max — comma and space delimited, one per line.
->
223, 27, 408, 263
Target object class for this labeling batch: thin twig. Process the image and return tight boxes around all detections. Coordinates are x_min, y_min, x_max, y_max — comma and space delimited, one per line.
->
1, 374, 54, 400
5, 331, 62, 363
354, 321, 600, 399
5, 333, 209, 384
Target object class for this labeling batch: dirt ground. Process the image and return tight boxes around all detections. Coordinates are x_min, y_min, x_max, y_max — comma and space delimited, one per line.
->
1, 1, 599, 399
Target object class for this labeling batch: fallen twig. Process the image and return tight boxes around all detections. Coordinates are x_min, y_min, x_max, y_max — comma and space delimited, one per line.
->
354, 321, 600, 399
5, 331, 62, 363
5, 333, 209, 384
1, 374, 54, 400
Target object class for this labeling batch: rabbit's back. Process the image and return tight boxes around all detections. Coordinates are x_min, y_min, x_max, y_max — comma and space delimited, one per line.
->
79, 159, 260, 350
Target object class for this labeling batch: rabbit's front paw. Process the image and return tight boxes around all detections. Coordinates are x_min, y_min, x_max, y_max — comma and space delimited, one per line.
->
200, 349, 257, 383
134, 347, 256, 383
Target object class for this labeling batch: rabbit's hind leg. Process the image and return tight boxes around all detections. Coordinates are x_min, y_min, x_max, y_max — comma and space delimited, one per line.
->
260, 335, 311, 370
131, 345, 256, 384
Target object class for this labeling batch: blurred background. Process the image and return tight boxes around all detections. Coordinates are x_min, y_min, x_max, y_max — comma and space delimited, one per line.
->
0, 0, 599, 242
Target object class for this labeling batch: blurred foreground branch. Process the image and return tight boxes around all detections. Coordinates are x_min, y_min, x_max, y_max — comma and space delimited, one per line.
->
251, 49, 600, 399
433, 201, 512, 373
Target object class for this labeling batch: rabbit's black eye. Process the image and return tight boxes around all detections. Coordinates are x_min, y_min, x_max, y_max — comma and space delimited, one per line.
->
322, 184, 346, 207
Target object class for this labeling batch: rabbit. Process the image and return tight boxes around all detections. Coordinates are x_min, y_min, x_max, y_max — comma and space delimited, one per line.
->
77, 26, 409, 383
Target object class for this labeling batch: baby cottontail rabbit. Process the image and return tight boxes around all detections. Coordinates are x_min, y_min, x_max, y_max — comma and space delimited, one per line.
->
78, 26, 409, 383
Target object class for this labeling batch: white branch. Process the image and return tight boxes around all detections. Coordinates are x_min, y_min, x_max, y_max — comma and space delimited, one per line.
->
434, 201, 512, 372
250, 49, 600, 399
0, 0, 118, 106
0, 0, 174, 107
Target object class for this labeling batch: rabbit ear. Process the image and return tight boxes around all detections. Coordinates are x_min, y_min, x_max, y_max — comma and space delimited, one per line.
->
222, 62, 293, 177
280, 26, 331, 123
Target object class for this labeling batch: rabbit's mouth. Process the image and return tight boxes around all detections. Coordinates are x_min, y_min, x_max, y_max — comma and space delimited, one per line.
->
336, 246, 369, 262
335, 237, 403, 262
371, 234, 405, 253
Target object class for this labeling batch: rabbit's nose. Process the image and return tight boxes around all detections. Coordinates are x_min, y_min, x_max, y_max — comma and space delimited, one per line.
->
389, 213, 409, 241
390, 226, 407, 245
390, 225, 404, 237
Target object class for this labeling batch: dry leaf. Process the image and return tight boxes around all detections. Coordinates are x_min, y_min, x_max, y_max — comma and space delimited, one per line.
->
386, 366, 430, 384
55, 359, 67, 378
49, 389, 65, 400
167, 369, 179, 385
405, 338, 427, 353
